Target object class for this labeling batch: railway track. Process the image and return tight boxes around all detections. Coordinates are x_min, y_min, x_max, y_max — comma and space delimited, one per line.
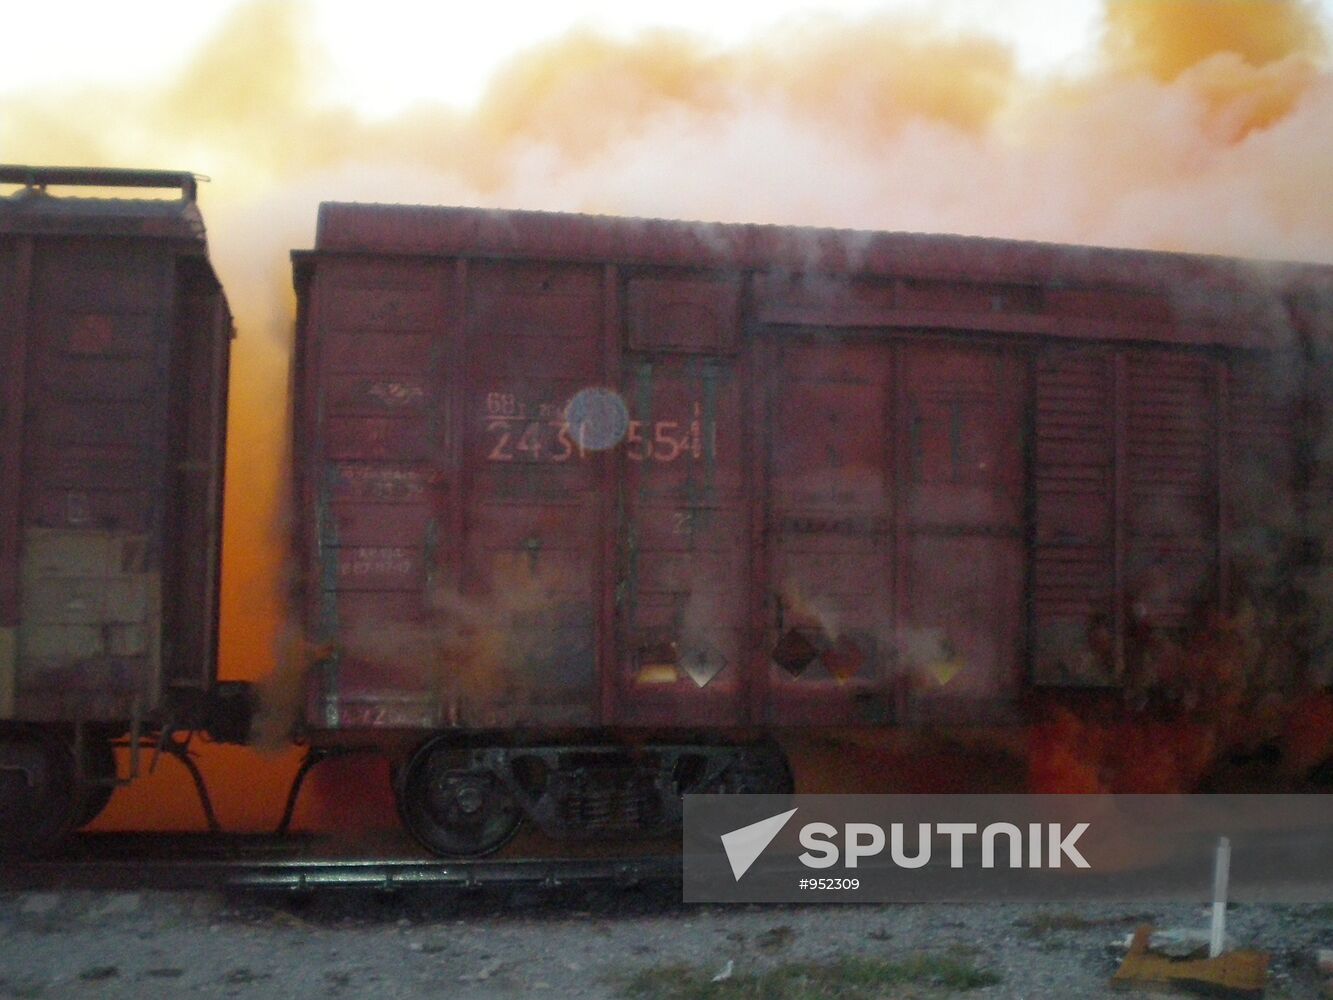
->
0, 833, 681, 893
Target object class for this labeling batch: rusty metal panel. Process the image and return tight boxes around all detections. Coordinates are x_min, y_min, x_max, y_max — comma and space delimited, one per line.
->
24, 244, 164, 531
160, 260, 231, 690
896, 278, 1042, 315
902, 347, 1025, 528
0, 191, 205, 242
300, 256, 614, 730
315, 202, 1329, 351
626, 275, 740, 354
1123, 351, 1217, 629
1223, 357, 1297, 597
1046, 287, 1171, 324
751, 273, 897, 329
760, 340, 1025, 721
0, 234, 30, 717
301, 259, 451, 731
0, 194, 229, 723
0, 627, 13, 718
1034, 347, 1223, 685
20, 528, 157, 660
898, 346, 1026, 706
460, 260, 604, 727
765, 341, 893, 724
1032, 350, 1117, 685
905, 533, 1024, 697
294, 202, 1333, 736
13, 240, 170, 720
615, 355, 747, 725
321, 329, 433, 371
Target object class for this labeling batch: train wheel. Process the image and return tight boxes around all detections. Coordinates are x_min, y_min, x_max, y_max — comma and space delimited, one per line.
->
397, 741, 522, 858
0, 730, 80, 856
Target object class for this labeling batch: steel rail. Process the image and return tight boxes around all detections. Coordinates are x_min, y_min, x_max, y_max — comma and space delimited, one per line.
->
0, 835, 680, 893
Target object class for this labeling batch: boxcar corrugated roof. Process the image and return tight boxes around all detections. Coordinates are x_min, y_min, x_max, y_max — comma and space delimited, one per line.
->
0, 189, 207, 241
312, 202, 1333, 299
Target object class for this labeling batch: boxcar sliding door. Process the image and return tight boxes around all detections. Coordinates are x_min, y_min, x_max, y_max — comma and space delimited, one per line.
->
763, 336, 1025, 725
898, 345, 1025, 714
765, 339, 895, 724
612, 274, 748, 727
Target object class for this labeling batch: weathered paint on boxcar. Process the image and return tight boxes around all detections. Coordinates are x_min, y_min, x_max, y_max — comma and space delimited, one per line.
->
293, 204, 1333, 736
0, 173, 231, 725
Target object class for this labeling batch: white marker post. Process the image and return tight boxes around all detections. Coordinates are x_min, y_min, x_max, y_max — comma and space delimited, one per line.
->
1209, 836, 1231, 958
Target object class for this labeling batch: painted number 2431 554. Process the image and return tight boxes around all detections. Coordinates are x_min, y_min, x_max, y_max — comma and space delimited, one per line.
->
484, 395, 707, 464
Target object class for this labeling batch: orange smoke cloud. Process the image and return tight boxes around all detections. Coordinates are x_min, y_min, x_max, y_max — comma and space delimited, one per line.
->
1, 0, 1330, 829
743, 16, 1018, 138
1104, 0, 1326, 81
6, 0, 1333, 250
474, 29, 731, 160
1099, 0, 1327, 143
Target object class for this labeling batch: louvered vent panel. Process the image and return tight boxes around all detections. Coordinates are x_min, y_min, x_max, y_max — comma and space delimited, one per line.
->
1032, 351, 1115, 684
1124, 352, 1215, 627
1226, 358, 1292, 484
1225, 357, 1296, 583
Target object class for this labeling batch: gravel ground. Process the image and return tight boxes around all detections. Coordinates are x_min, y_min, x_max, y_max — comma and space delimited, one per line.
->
0, 888, 1329, 999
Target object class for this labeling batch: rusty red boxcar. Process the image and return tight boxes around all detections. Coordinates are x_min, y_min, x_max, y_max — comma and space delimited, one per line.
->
292, 203, 1333, 855
0, 166, 241, 853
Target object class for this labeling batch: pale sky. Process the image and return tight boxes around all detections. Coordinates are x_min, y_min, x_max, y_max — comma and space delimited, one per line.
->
0, 0, 1112, 116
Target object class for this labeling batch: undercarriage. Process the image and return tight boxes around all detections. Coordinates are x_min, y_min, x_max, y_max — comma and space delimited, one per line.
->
392, 738, 794, 857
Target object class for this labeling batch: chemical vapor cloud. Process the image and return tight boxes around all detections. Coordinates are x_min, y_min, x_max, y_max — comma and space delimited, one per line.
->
3, 0, 1329, 826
